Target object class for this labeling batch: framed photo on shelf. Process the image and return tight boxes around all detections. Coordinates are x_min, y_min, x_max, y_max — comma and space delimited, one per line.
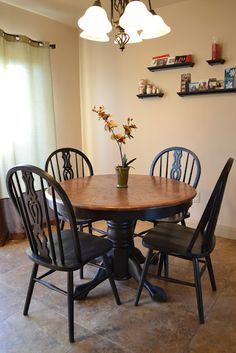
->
216, 80, 224, 89
151, 53, 169, 67
180, 73, 191, 92
166, 56, 175, 65
189, 82, 199, 92
224, 67, 236, 88
208, 78, 217, 89
198, 80, 208, 90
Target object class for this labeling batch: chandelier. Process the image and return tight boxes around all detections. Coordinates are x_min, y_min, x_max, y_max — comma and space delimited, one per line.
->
78, 0, 171, 51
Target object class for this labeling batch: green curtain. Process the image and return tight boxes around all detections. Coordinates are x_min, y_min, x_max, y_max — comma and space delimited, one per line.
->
0, 29, 56, 198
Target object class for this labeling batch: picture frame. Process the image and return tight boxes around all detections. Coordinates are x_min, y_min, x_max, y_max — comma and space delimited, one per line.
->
216, 80, 224, 89
208, 78, 217, 89
151, 54, 169, 67
189, 82, 200, 92
166, 56, 175, 65
198, 80, 208, 91
180, 73, 191, 92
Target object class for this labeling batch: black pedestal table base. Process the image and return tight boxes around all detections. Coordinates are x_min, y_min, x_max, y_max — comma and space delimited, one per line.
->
74, 220, 167, 302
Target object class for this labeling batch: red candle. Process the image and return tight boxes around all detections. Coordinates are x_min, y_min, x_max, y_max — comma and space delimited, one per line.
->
212, 38, 221, 60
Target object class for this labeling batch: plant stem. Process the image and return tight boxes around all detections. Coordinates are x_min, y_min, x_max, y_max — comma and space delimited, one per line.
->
117, 142, 123, 166
111, 126, 123, 166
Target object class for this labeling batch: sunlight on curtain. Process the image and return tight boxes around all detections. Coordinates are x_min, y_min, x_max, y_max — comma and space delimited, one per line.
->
0, 34, 56, 198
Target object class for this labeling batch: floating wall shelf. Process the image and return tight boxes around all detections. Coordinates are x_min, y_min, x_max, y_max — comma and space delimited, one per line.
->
206, 59, 225, 65
177, 88, 236, 96
147, 62, 194, 72
137, 93, 164, 99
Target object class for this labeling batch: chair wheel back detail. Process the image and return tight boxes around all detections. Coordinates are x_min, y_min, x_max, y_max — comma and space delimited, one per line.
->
135, 158, 234, 324
135, 147, 201, 240
45, 147, 94, 182
6, 165, 121, 342
45, 147, 94, 233
150, 146, 201, 189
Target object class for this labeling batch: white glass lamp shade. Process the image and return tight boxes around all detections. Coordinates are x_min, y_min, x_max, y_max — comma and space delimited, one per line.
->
125, 29, 142, 44
141, 14, 171, 39
78, 5, 112, 34
119, 1, 150, 31
80, 30, 109, 42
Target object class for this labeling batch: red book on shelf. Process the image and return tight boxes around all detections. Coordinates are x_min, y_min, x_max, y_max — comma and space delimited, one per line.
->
175, 55, 192, 64
152, 53, 170, 60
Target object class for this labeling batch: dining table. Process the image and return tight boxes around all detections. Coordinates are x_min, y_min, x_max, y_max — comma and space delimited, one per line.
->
50, 174, 196, 302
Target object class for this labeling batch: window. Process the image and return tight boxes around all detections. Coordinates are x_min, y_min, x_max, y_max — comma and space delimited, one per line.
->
0, 31, 56, 198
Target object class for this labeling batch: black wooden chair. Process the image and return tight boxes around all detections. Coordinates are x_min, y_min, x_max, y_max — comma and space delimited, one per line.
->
135, 147, 201, 269
135, 158, 233, 324
45, 147, 107, 278
147, 146, 201, 229
6, 165, 121, 342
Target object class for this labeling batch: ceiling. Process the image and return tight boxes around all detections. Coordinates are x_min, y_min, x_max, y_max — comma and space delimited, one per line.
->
1, 0, 186, 27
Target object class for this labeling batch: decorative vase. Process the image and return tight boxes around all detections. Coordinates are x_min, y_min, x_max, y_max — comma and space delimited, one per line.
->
115, 166, 130, 188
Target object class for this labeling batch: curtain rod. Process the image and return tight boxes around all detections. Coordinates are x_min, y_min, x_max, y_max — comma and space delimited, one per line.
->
0, 29, 56, 49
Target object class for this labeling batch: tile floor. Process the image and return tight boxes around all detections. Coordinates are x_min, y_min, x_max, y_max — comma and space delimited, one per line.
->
0, 221, 236, 353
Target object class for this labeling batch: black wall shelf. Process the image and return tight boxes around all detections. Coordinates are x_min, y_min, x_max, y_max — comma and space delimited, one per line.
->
206, 59, 225, 65
177, 88, 236, 97
137, 93, 164, 99
147, 62, 194, 72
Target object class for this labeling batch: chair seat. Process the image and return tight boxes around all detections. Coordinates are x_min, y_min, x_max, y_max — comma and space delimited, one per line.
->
143, 223, 216, 258
152, 211, 190, 224
27, 230, 112, 270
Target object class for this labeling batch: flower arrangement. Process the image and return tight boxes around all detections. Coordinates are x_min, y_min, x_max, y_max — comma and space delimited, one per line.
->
92, 105, 137, 168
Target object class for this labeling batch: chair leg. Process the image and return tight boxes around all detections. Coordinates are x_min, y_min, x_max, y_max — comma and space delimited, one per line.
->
157, 252, 164, 276
23, 263, 39, 316
132, 220, 137, 234
88, 222, 93, 234
79, 224, 85, 279
79, 267, 84, 279
102, 254, 121, 305
206, 255, 217, 291
67, 271, 75, 343
163, 254, 169, 277
157, 252, 169, 277
60, 219, 65, 230
181, 219, 186, 226
135, 249, 153, 306
150, 251, 159, 265
192, 258, 204, 324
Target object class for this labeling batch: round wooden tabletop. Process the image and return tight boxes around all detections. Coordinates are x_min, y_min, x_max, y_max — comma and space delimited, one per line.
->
57, 175, 196, 219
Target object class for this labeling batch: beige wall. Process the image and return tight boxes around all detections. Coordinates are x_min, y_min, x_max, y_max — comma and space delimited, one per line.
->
79, 0, 236, 237
0, 1, 81, 150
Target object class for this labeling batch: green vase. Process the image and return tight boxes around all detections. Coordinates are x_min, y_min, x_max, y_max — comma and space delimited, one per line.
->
115, 166, 129, 188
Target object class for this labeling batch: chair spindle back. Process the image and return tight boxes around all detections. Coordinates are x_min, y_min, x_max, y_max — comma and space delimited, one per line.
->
150, 146, 201, 188
45, 147, 94, 182
6, 165, 81, 268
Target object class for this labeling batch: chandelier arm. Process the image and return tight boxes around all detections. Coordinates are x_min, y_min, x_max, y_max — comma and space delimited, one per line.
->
111, 0, 114, 24
148, 0, 153, 11
114, 0, 129, 16
148, 0, 157, 15
111, 0, 129, 27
